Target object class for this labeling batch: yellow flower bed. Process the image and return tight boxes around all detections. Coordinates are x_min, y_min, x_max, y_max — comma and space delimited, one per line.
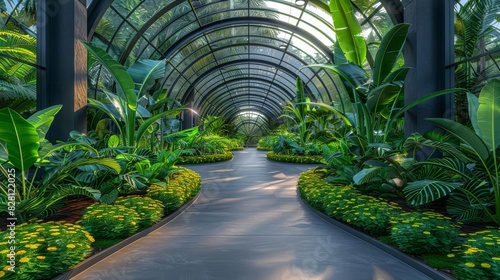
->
0, 222, 93, 279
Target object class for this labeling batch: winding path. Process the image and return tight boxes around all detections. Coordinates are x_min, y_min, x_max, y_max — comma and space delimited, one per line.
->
72, 149, 440, 280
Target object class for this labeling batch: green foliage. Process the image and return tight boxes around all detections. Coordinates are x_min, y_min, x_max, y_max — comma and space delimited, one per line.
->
146, 167, 201, 214
329, 0, 366, 66
84, 43, 183, 150
0, 29, 37, 114
266, 151, 323, 164
454, 0, 500, 106
405, 79, 500, 224
114, 196, 164, 228
389, 212, 460, 254
451, 229, 500, 280
80, 203, 140, 239
201, 116, 228, 136
257, 135, 279, 151
0, 107, 121, 222
178, 151, 233, 164
0, 222, 94, 280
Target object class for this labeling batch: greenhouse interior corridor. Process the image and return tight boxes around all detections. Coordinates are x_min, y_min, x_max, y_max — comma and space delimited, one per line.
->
0, 0, 499, 279
69, 149, 443, 280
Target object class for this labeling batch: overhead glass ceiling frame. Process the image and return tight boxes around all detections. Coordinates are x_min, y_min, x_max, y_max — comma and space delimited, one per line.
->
87, 0, 402, 128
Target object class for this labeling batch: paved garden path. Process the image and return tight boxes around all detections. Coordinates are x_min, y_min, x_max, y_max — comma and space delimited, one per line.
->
72, 149, 440, 280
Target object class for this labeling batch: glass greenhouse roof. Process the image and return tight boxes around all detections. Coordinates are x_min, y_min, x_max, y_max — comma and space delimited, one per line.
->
85, 0, 400, 131
0, 0, 405, 133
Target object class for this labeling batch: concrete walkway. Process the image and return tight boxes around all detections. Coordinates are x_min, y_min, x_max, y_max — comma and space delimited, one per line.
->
72, 149, 437, 280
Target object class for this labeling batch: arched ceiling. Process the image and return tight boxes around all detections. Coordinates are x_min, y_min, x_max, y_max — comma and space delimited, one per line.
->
87, 0, 402, 134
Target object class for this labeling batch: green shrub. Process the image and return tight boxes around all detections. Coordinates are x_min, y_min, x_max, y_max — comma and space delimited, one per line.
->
451, 229, 500, 280
266, 151, 323, 164
390, 211, 460, 254
147, 167, 201, 214
178, 151, 233, 164
114, 196, 164, 228
80, 203, 140, 239
0, 222, 94, 279
147, 184, 186, 214
298, 169, 403, 236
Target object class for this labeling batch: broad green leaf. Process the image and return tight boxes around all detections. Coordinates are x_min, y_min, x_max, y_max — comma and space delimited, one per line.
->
353, 167, 383, 185
404, 179, 462, 206
136, 108, 184, 143
447, 180, 491, 222
427, 118, 490, 161
386, 88, 469, 136
383, 67, 410, 83
373, 24, 410, 85
477, 79, 500, 149
26, 105, 62, 141
330, 0, 366, 66
366, 83, 402, 113
127, 59, 165, 97
467, 92, 481, 137
83, 43, 137, 111
305, 102, 353, 127
306, 63, 367, 89
0, 108, 39, 170
0, 141, 7, 164
333, 40, 348, 64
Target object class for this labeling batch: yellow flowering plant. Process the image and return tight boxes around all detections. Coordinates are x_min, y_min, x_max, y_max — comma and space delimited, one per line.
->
299, 169, 403, 236
0, 221, 93, 279
80, 203, 140, 239
147, 168, 201, 214
114, 196, 164, 228
452, 229, 500, 279
389, 211, 460, 254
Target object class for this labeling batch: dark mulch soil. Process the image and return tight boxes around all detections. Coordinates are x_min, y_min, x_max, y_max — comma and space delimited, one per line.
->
0, 197, 93, 231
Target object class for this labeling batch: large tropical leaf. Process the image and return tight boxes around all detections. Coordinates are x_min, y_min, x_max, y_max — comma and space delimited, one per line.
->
127, 59, 165, 97
366, 83, 402, 113
83, 42, 137, 111
329, 0, 366, 66
135, 107, 184, 144
447, 179, 492, 222
26, 105, 62, 141
476, 79, 500, 149
0, 108, 39, 170
333, 40, 348, 64
427, 118, 490, 161
383, 67, 410, 83
353, 166, 384, 185
404, 179, 463, 206
467, 92, 481, 137
372, 24, 410, 85
306, 63, 367, 89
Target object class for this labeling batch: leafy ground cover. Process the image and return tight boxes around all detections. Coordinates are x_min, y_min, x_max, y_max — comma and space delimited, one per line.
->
298, 168, 500, 279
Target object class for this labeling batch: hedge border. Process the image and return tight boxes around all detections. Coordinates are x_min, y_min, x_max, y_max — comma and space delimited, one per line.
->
266, 151, 323, 164
178, 151, 233, 164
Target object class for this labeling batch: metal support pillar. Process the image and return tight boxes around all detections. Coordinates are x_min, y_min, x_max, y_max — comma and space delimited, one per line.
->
37, 0, 87, 142
403, 0, 455, 158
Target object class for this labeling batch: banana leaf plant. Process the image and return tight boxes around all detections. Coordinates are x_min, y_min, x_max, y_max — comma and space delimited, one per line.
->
84, 43, 184, 150
0, 106, 121, 222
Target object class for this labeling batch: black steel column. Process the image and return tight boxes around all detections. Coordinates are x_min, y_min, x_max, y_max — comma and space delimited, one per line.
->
37, 0, 87, 142
403, 0, 455, 148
